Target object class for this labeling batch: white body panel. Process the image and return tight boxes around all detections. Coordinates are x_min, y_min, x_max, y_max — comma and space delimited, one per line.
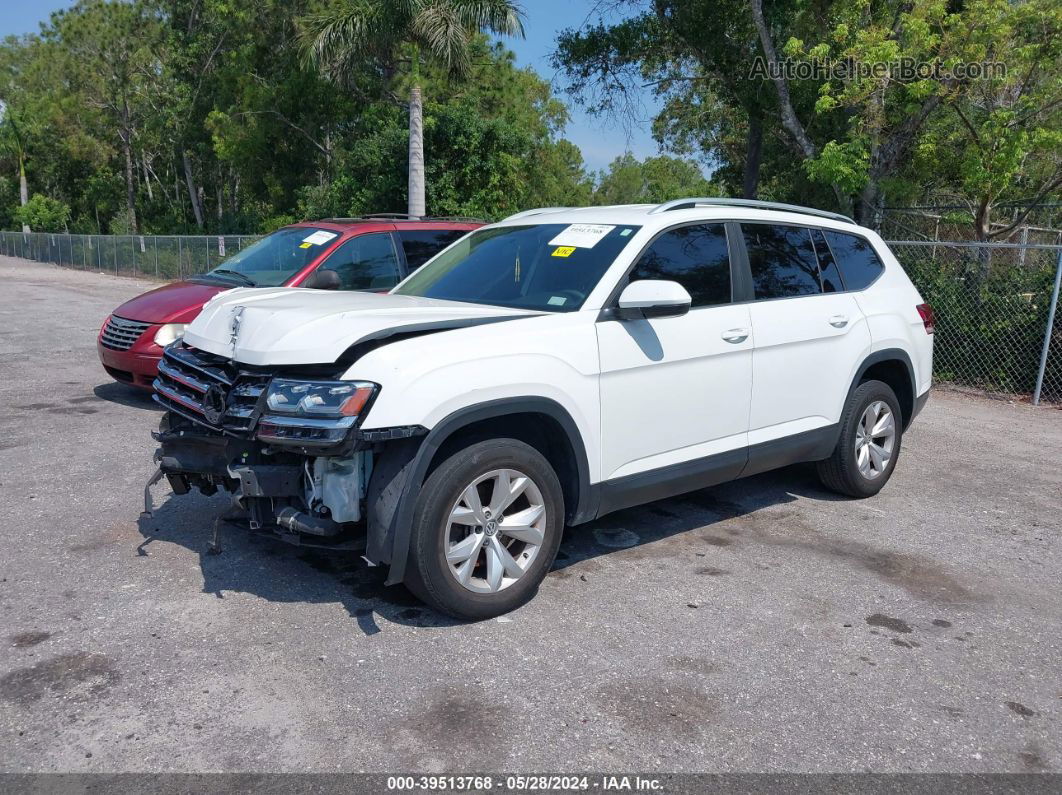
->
747, 292, 872, 441
596, 305, 753, 479
348, 312, 606, 482
184, 287, 536, 366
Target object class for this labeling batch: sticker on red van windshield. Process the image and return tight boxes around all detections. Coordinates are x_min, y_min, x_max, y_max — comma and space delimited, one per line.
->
548, 224, 615, 249
302, 230, 338, 246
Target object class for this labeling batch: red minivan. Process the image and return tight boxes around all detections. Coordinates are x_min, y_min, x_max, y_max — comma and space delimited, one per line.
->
97, 218, 480, 388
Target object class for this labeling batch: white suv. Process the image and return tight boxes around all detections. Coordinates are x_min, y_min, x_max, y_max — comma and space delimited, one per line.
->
149, 199, 934, 619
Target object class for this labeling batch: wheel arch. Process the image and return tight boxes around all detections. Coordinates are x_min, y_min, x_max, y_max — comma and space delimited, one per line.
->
371, 397, 594, 587
849, 348, 917, 429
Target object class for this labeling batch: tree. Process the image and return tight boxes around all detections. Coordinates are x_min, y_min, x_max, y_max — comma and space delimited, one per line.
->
298, 0, 525, 217
0, 108, 30, 231
293, 39, 594, 220
49, 1, 164, 234
15, 192, 71, 231
592, 152, 716, 205
914, 0, 1062, 241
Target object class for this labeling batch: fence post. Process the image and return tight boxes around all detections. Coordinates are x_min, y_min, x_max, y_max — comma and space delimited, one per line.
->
1033, 248, 1062, 406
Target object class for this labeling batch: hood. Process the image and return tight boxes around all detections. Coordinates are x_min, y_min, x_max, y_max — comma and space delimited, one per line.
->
113, 280, 231, 324
182, 287, 537, 366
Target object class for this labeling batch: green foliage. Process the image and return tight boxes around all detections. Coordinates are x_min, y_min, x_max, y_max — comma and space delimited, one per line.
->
902, 252, 1058, 393
14, 193, 70, 231
0, 1, 589, 233
593, 153, 716, 205
556, 0, 1061, 232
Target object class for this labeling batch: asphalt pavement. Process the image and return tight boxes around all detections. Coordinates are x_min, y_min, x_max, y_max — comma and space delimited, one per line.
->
0, 257, 1058, 773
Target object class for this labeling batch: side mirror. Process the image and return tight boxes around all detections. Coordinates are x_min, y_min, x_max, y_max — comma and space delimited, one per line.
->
615, 280, 692, 320
303, 268, 341, 290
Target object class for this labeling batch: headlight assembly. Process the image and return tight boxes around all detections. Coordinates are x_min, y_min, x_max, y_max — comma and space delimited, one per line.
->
258, 379, 379, 447
154, 323, 188, 347
265, 379, 377, 418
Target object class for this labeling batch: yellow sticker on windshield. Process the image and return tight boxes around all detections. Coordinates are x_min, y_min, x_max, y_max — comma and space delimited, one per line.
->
299, 242, 312, 249
552, 246, 576, 258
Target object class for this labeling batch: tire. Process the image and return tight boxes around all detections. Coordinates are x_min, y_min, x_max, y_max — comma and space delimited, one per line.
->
404, 438, 564, 620
816, 379, 903, 498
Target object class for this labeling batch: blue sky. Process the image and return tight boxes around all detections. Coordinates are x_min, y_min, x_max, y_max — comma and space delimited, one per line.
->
0, 0, 661, 172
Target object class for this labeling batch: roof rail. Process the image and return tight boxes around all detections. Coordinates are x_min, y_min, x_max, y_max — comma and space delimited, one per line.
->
319, 214, 485, 224
648, 197, 855, 224
502, 207, 572, 222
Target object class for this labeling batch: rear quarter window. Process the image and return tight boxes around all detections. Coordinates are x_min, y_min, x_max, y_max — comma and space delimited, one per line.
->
823, 231, 885, 291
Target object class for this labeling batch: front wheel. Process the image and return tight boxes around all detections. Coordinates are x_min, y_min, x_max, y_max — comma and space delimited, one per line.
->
816, 379, 903, 498
405, 438, 564, 620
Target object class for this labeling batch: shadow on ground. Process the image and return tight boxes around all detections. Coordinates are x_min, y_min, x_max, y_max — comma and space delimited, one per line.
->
94, 381, 162, 410
134, 464, 847, 635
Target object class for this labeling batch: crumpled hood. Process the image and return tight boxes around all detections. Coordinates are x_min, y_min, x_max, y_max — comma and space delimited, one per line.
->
182, 287, 536, 366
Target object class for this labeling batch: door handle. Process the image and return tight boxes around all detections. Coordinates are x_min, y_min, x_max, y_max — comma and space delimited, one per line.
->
721, 328, 749, 343
828, 315, 849, 328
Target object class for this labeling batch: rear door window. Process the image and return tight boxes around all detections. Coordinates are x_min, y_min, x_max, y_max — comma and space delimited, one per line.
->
742, 224, 822, 299
823, 231, 885, 290
629, 223, 732, 307
322, 233, 400, 290
398, 229, 467, 271
811, 229, 845, 293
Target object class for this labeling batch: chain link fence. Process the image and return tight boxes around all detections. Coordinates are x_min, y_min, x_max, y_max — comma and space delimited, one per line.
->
0, 231, 259, 280
889, 241, 1061, 405
2, 230, 1060, 405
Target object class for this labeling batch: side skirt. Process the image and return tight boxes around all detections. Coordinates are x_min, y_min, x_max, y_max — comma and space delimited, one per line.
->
590, 424, 840, 521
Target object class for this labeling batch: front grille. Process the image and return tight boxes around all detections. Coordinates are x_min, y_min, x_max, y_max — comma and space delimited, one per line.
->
101, 315, 151, 351
153, 345, 269, 437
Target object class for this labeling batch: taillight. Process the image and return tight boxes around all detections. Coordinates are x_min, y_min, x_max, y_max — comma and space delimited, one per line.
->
916, 303, 935, 334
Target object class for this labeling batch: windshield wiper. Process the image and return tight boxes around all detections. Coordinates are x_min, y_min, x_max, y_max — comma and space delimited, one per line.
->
209, 269, 256, 286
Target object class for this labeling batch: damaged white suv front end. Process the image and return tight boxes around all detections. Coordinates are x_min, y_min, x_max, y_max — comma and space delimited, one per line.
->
147, 201, 933, 620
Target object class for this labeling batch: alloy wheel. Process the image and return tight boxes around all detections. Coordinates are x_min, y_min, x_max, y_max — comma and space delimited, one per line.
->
444, 468, 547, 593
854, 400, 896, 479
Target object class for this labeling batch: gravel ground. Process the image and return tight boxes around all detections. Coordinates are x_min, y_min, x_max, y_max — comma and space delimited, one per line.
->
0, 257, 1058, 774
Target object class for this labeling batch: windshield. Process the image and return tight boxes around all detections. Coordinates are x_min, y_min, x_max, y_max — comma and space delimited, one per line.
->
202, 227, 340, 286
392, 223, 641, 312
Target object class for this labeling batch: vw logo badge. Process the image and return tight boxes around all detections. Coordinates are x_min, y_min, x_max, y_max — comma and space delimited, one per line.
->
202, 384, 227, 425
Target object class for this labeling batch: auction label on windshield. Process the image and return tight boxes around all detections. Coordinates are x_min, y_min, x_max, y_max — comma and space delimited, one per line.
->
302, 230, 338, 246
548, 224, 615, 249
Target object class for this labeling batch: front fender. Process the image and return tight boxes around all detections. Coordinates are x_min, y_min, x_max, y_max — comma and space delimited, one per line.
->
368, 396, 595, 587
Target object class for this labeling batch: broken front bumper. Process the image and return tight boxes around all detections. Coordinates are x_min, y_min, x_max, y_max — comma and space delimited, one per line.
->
147, 420, 372, 549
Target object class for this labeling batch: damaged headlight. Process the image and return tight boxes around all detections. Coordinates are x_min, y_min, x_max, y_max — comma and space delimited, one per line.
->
258, 379, 378, 447
265, 379, 377, 418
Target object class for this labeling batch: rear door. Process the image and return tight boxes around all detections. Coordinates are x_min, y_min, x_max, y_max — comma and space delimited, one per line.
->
597, 222, 753, 482
741, 223, 872, 447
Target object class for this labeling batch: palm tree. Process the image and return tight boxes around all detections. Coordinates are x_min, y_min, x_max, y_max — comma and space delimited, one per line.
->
300, 0, 524, 218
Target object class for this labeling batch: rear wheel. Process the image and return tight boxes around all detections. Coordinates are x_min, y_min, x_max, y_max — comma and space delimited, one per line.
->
405, 438, 564, 620
816, 379, 902, 498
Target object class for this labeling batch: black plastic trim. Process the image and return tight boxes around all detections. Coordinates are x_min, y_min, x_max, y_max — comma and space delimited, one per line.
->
592, 423, 841, 521
741, 424, 840, 478
849, 348, 917, 428
379, 397, 593, 586
336, 314, 534, 364
596, 448, 747, 518
911, 389, 930, 423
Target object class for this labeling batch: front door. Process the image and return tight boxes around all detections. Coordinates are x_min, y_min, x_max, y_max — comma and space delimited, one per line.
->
596, 222, 753, 482
317, 233, 401, 291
